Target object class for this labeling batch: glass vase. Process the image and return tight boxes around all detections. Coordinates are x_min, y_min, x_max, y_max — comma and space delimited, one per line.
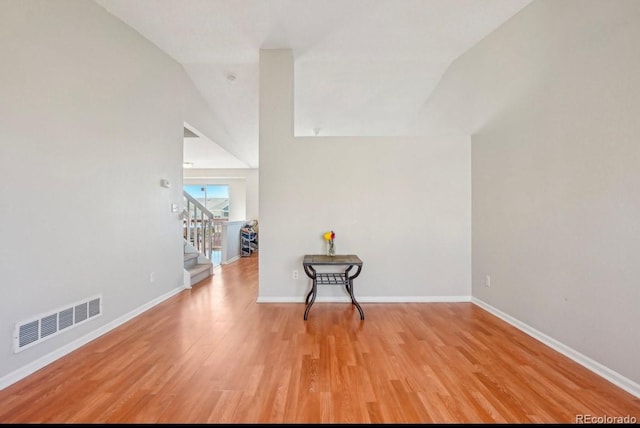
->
327, 240, 335, 256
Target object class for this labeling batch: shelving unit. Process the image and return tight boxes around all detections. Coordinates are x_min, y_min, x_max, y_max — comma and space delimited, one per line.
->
240, 227, 258, 257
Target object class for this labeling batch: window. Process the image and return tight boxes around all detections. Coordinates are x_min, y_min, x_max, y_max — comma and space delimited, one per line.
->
183, 184, 229, 219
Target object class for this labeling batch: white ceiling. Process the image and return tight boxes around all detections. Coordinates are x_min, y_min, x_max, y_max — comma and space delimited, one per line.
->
183, 123, 252, 169
94, 0, 533, 169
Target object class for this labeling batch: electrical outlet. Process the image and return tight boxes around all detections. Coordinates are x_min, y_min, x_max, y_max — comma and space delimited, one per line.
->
293, 270, 299, 280
485, 274, 491, 287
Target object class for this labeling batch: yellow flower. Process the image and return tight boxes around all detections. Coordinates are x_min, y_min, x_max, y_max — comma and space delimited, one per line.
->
323, 231, 335, 241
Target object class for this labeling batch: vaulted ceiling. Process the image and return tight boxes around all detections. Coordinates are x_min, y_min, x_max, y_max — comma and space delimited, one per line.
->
94, 0, 533, 168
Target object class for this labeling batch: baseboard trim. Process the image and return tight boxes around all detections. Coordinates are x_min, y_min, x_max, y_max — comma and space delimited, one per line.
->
256, 295, 471, 303
472, 297, 640, 399
0, 286, 185, 391
222, 255, 240, 265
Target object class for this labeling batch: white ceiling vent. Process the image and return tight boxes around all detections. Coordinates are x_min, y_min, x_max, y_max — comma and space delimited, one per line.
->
13, 295, 102, 353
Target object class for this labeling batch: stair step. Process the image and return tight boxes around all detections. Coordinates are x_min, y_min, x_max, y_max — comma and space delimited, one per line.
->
187, 263, 212, 276
184, 252, 199, 269
184, 252, 198, 261
187, 262, 213, 286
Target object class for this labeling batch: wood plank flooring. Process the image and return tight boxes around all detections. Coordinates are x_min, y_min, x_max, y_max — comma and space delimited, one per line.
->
1, 254, 638, 423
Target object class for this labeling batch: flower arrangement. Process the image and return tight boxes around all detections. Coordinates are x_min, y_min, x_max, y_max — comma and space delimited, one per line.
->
323, 230, 336, 256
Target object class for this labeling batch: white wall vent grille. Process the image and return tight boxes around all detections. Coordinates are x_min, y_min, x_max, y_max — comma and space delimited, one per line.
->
18, 321, 39, 348
59, 308, 73, 330
13, 295, 102, 353
41, 314, 58, 338
75, 303, 88, 323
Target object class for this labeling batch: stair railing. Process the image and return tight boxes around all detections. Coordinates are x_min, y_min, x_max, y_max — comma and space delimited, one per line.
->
183, 191, 225, 259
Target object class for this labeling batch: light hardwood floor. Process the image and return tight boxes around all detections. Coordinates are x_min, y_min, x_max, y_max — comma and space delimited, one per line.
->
0, 254, 638, 423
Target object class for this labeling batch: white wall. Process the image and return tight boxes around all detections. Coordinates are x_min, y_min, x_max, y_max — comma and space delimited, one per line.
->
258, 49, 471, 302
0, 0, 219, 387
222, 221, 245, 264
183, 168, 259, 222
423, 0, 640, 386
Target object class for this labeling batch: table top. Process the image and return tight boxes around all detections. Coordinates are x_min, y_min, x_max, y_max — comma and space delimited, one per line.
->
303, 254, 362, 266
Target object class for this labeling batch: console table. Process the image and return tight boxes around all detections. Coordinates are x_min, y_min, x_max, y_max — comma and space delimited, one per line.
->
302, 254, 364, 320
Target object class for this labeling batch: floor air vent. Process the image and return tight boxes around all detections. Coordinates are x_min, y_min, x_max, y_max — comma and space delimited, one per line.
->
14, 295, 102, 353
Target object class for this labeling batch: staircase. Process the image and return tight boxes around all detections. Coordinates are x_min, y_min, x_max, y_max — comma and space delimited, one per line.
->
183, 241, 213, 288
182, 190, 218, 287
